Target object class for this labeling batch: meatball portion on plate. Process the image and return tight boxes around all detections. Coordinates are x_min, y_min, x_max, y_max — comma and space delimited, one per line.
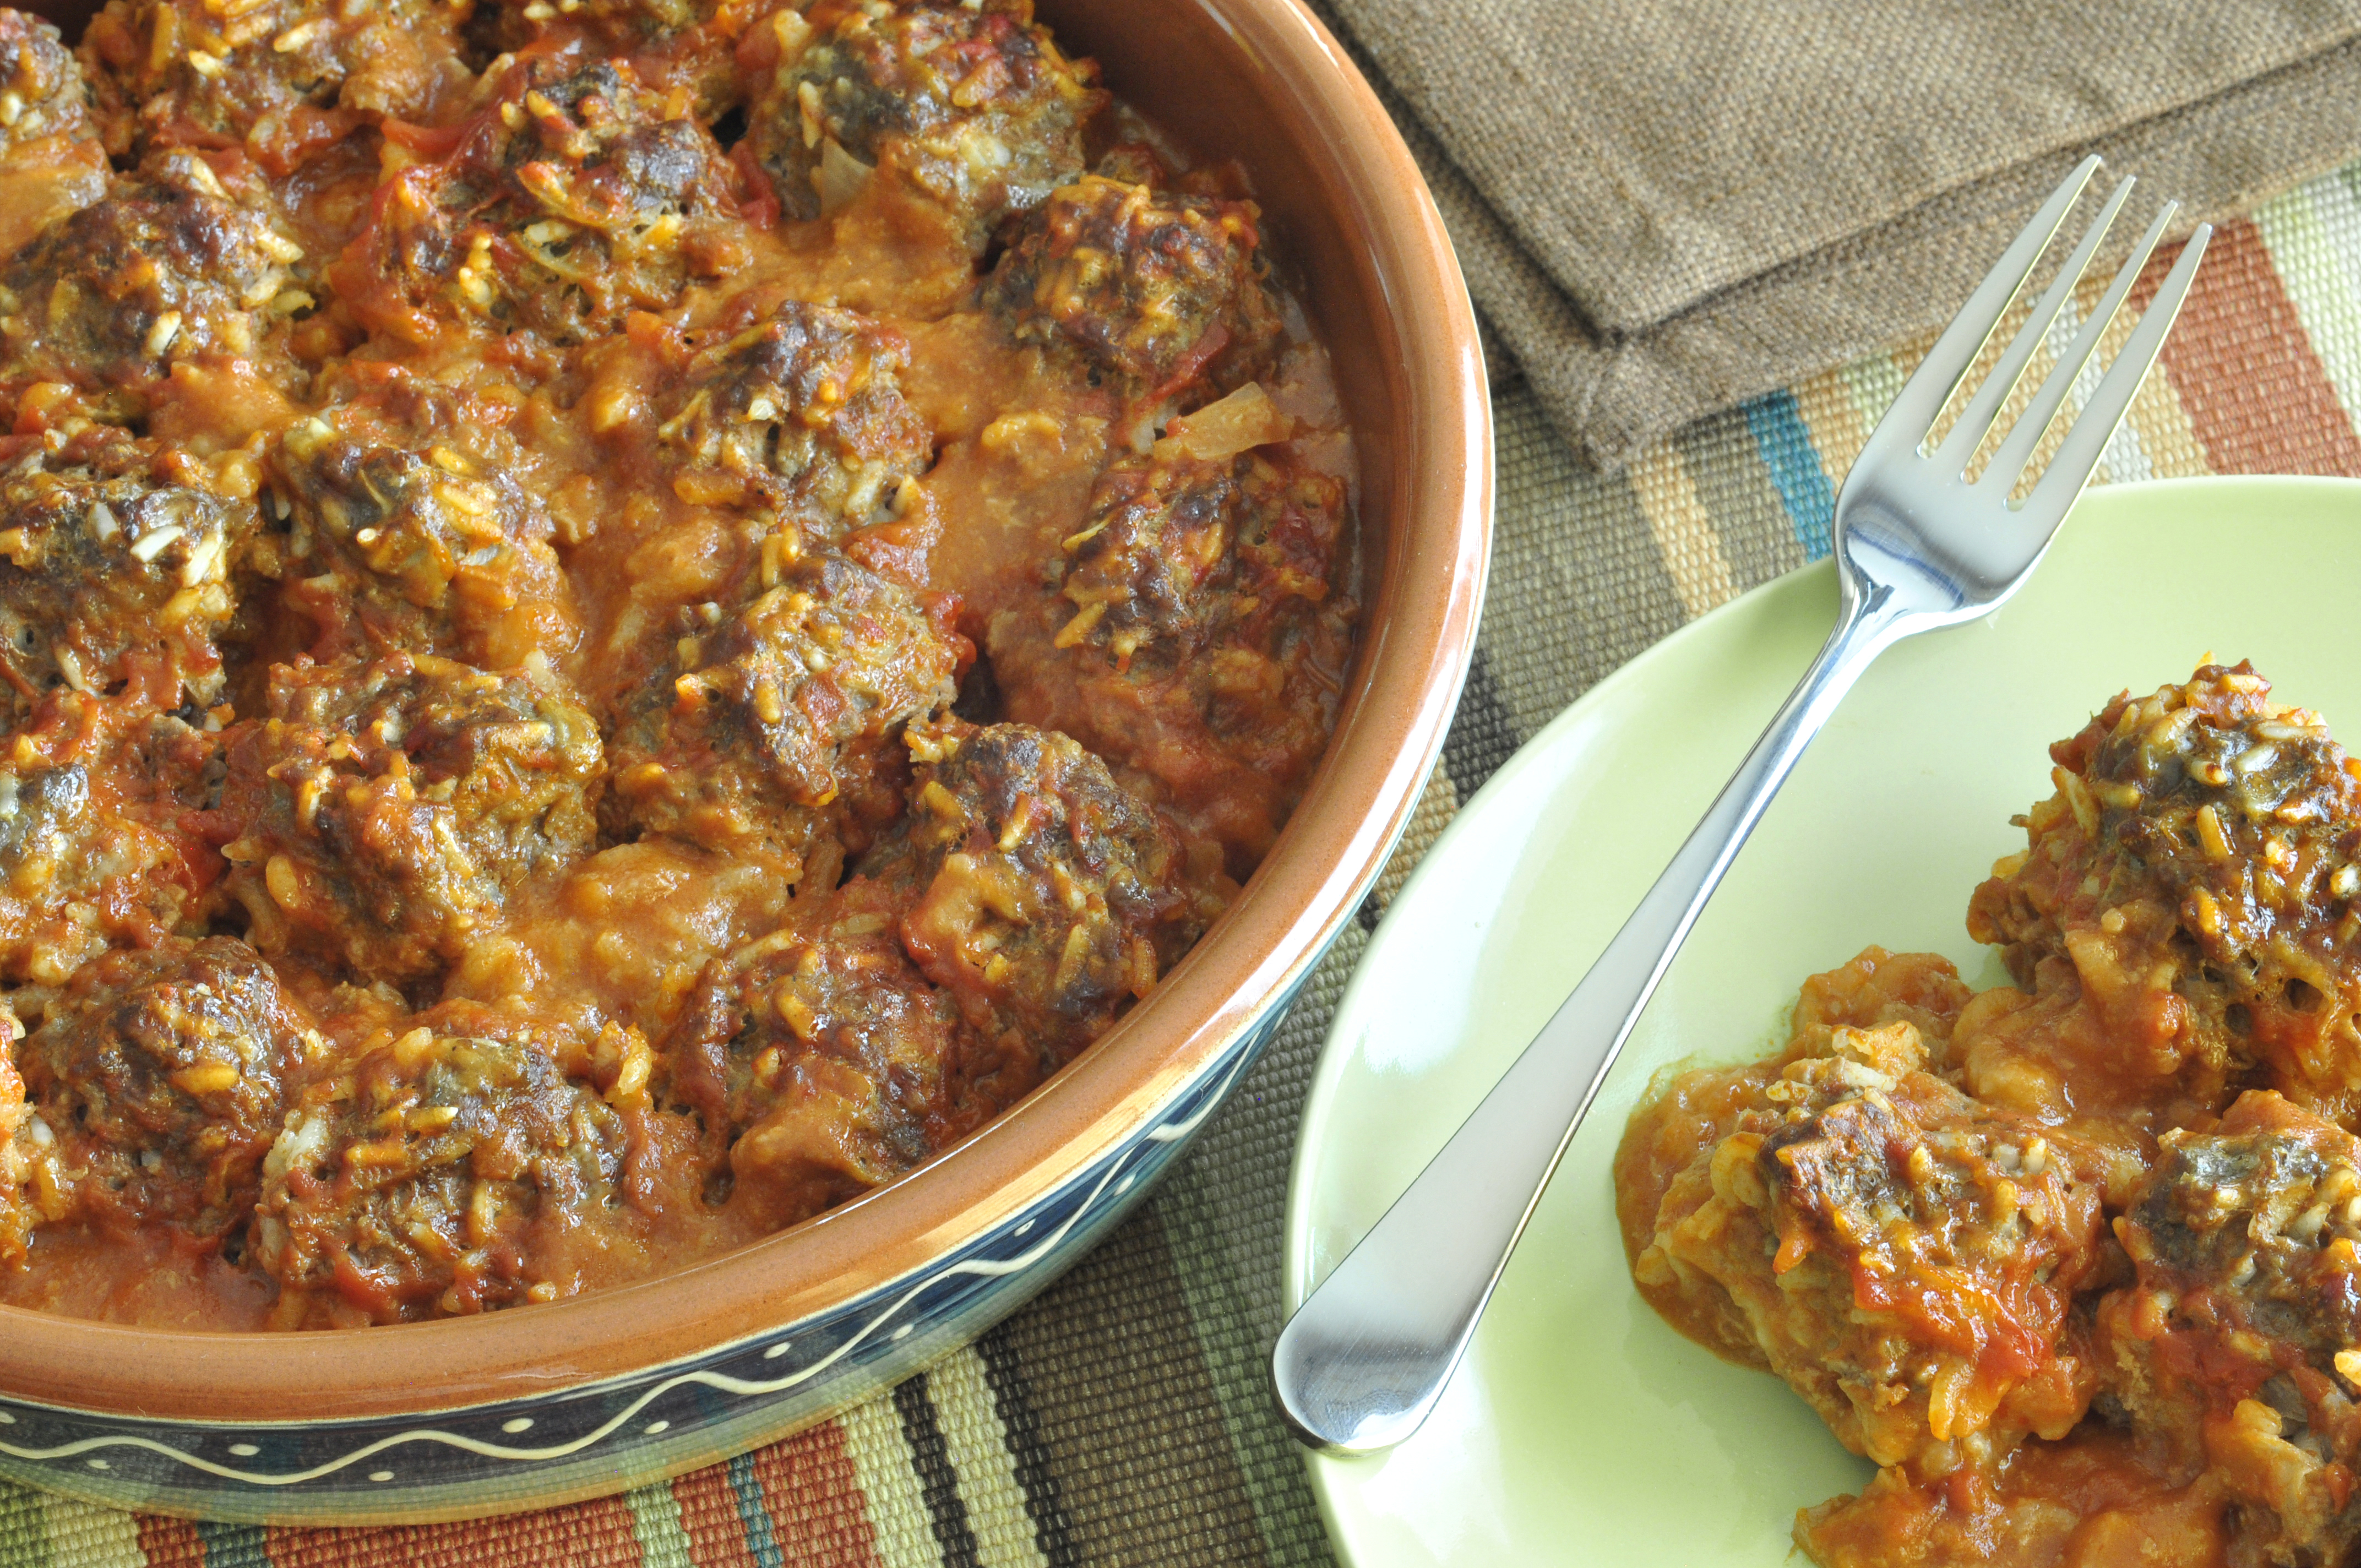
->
1626, 1005, 2107, 1477
252, 1013, 644, 1324
270, 372, 580, 669
1966, 663, 2361, 1120
747, 0, 1098, 247
336, 58, 745, 349
0, 150, 307, 424
8, 937, 320, 1249
216, 654, 603, 981
0, 433, 254, 725
606, 543, 960, 856
859, 714, 1221, 1069
988, 420, 1353, 869
987, 173, 1282, 422
2094, 1091, 2361, 1568
655, 300, 934, 539
77, 0, 475, 170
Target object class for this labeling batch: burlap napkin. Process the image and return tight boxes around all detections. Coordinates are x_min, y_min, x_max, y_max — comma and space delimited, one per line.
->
1324, 0, 2361, 470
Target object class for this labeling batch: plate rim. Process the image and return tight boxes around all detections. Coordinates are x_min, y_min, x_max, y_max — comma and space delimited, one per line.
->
1282, 471, 2361, 1562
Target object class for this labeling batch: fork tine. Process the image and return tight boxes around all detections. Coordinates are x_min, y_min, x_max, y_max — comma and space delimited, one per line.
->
2019, 223, 2214, 526
1930, 176, 2135, 476
1980, 198, 2179, 496
1863, 155, 2101, 454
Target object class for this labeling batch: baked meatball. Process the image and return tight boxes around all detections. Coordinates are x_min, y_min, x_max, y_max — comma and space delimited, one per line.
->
0, 694, 222, 987
1626, 1006, 2106, 1477
0, 150, 307, 423
77, 0, 474, 170
747, 0, 1098, 247
335, 58, 744, 349
657, 300, 934, 538
471, 0, 741, 116
252, 1015, 635, 1323
0, 434, 254, 725
270, 373, 580, 669
988, 427, 1353, 868
607, 543, 959, 855
1966, 663, 2361, 1119
665, 875, 979, 1226
12, 937, 319, 1245
216, 654, 603, 981
858, 715, 1218, 1068
987, 173, 1282, 417
0, 12, 109, 259
2095, 1092, 2361, 1568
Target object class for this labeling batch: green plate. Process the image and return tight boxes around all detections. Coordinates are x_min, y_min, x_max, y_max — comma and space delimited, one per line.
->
1287, 476, 2361, 1565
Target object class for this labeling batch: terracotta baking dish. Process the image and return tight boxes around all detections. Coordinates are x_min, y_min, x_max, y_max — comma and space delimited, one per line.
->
0, 0, 1490, 1522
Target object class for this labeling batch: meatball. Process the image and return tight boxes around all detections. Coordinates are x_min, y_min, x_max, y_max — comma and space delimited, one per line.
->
2095, 1092, 2361, 1568
12, 937, 319, 1245
1628, 1014, 2106, 1477
216, 654, 603, 981
657, 300, 934, 537
77, 0, 474, 170
987, 173, 1282, 416
858, 715, 1219, 1068
0, 11, 108, 262
747, 0, 1098, 247
988, 427, 1353, 868
664, 875, 981, 1226
251, 1015, 636, 1323
0, 434, 254, 725
1966, 663, 2361, 1119
335, 58, 745, 349
270, 375, 580, 669
0, 150, 307, 423
471, 0, 741, 116
0, 706, 221, 987
606, 541, 958, 854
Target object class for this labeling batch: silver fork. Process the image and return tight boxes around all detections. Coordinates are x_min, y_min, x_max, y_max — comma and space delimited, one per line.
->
1270, 155, 2212, 1455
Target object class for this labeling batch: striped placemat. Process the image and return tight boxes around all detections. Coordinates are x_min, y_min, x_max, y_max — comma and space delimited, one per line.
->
3, 161, 2359, 1568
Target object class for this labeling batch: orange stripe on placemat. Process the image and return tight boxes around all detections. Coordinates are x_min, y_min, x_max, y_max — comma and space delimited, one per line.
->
670, 1463, 758, 1568
743, 1421, 885, 1568
2140, 217, 2361, 477
132, 1517, 203, 1567
265, 1491, 643, 1567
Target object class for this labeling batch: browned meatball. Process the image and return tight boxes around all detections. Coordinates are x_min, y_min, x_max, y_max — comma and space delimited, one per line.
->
1966, 663, 2361, 1119
0, 433, 254, 726
747, 0, 1099, 248
471, 0, 741, 116
0, 13, 110, 263
0, 703, 221, 987
987, 173, 1281, 417
13, 937, 320, 1245
665, 875, 981, 1226
251, 1014, 638, 1323
859, 714, 1220, 1067
988, 431, 1353, 869
216, 654, 603, 981
0, 150, 308, 424
1629, 1014, 2107, 1477
270, 371, 580, 669
657, 300, 934, 538
2093, 1092, 2361, 1568
334, 57, 745, 349
607, 542, 960, 854
77, 0, 474, 171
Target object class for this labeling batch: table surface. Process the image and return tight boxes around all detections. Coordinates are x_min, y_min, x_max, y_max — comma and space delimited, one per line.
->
8, 155, 2361, 1568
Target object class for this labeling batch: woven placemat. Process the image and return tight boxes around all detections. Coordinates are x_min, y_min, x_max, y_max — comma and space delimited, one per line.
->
5, 137, 2361, 1568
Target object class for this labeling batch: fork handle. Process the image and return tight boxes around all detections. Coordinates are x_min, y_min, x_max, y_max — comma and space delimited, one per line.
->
1271, 571, 1915, 1455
